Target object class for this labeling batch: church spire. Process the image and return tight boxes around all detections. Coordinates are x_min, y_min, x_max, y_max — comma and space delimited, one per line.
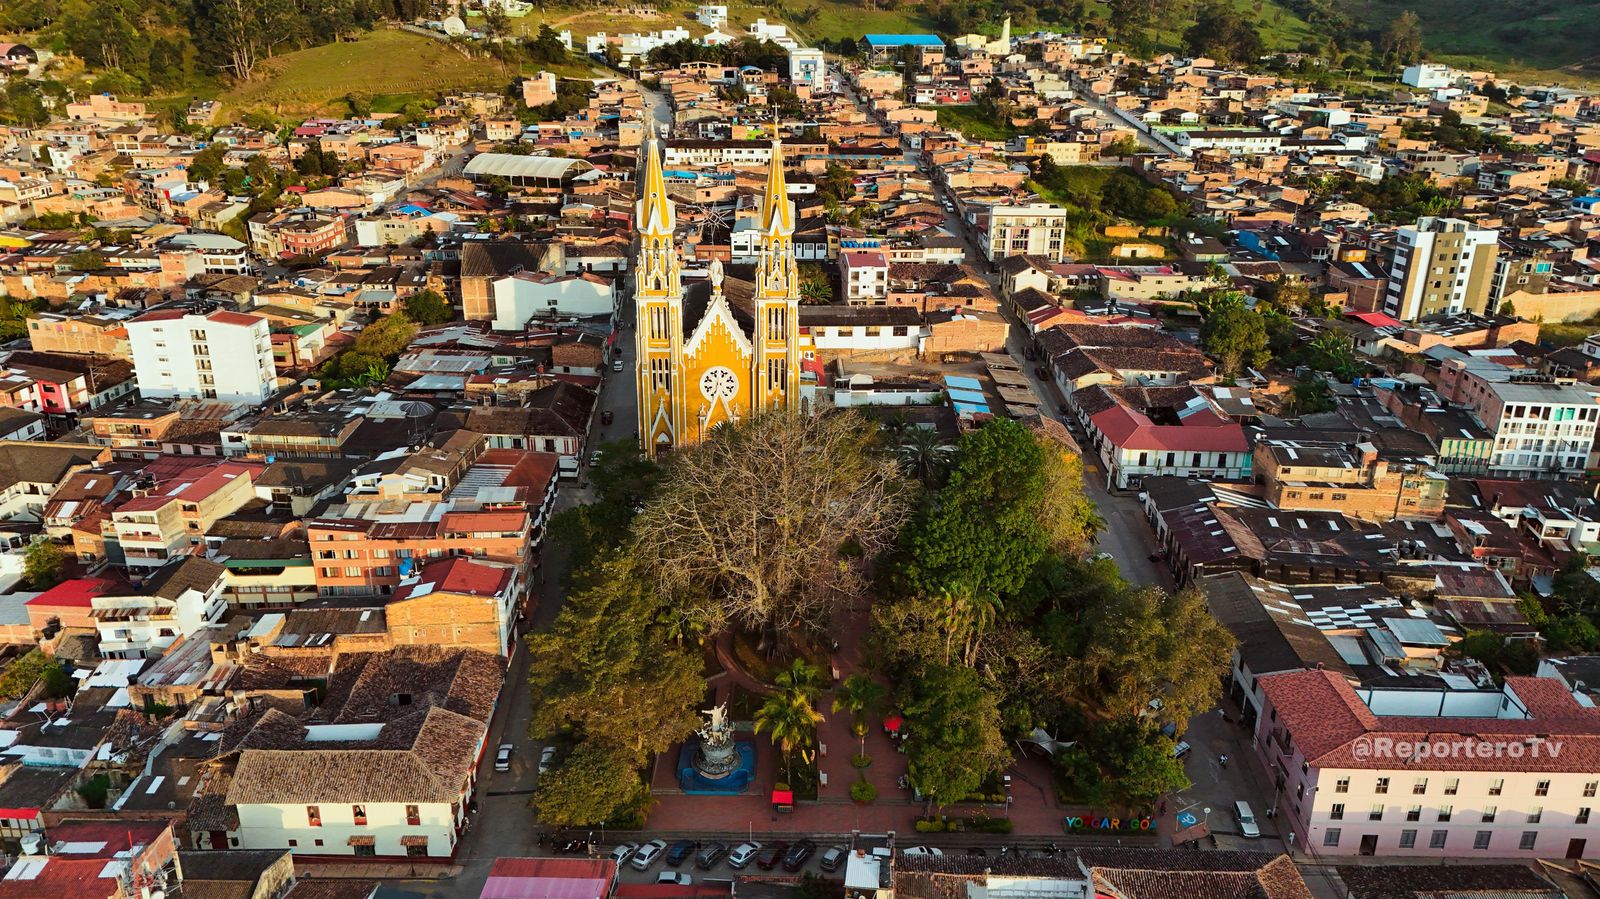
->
760, 140, 793, 238
637, 138, 675, 237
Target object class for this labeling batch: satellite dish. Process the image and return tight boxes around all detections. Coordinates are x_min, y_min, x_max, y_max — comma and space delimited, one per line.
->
442, 15, 467, 35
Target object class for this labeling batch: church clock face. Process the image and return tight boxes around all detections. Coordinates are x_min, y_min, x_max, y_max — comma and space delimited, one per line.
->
700, 366, 739, 401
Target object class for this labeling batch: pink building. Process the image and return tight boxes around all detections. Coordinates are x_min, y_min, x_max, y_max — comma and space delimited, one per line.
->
1255, 668, 1600, 859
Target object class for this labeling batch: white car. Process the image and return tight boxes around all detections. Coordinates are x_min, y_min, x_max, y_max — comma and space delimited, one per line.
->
633, 839, 668, 870
538, 746, 558, 774
727, 841, 762, 869
612, 359, 625, 372
901, 846, 944, 858
1235, 800, 1261, 838
610, 842, 640, 865
657, 872, 693, 885
493, 743, 513, 771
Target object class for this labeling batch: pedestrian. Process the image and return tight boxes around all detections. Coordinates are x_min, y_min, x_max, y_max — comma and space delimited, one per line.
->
1219, 753, 1229, 768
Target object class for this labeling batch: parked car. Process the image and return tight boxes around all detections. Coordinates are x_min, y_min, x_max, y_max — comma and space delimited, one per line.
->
666, 840, 698, 867
633, 840, 668, 870
612, 359, 624, 372
1235, 800, 1261, 838
538, 746, 557, 774
1173, 740, 1192, 759
589, 450, 602, 466
755, 841, 789, 870
610, 843, 640, 865
695, 842, 729, 870
727, 841, 763, 869
494, 743, 513, 771
782, 840, 816, 872
658, 873, 693, 885
819, 845, 848, 873
901, 846, 943, 859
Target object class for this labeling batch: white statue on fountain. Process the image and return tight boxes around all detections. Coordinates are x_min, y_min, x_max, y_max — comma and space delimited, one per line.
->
695, 701, 738, 778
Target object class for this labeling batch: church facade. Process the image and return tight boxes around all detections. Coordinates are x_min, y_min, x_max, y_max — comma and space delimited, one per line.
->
633, 138, 804, 457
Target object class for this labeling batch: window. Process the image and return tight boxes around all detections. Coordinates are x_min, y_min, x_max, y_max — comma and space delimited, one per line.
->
1323, 828, 1341, 848
1335, 777, 1350, 794
1579, 808, 1591, 825
1430, 830, 1449, 849
1407, 805, 1422, 822
1474, 831, 1493, 851
1444, 778, 1459, 796
307, 806, 321, 827
352, 805, 367, 826
1413, 777, 1429, 794
1370, 804, 1385, 821
1536, 780, 1550, 796
1520, 832, 1538, 852
1586, 781, 1598, 798
406, 841, 429, 858
1375, 777, 1390, 794
1399, 830, 1417, 849
1489, 778, 1504, 796
1482, 806, 1497, 823
288, 839, 298, 847
354, 843, 376, 857
1330, 803, 1344, 821
1528, 807, 1542, 824
1438, 805, 1453, 822
406, 805, 421, 826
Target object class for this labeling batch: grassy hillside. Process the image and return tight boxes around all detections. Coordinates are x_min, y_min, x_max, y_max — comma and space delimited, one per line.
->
219, 30, 514, 116
1335, 0, 1600, 76
501, 0, 931, 45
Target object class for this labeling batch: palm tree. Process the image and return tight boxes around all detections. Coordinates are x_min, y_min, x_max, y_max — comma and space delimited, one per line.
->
896, 427, 951, 485
773, 659, 823, 705
936, 585, 1001, 667
754, 692, 823, 784
831, 673, 887, 756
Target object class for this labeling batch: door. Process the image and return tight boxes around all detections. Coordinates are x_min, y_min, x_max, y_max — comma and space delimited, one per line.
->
1359, 834, 1378, 856
209, 831, 228, 850
1568, 838, 1586, 859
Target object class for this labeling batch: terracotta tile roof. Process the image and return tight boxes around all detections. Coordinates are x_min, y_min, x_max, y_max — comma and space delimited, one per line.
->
1259, 668, 1600, 772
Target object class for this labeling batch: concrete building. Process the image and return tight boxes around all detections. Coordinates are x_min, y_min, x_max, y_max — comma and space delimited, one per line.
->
788, 47, 825, 90
840, 251, 890, 304
1256, 667, 1600, 859
1383, 218, 1500, 322
1254, 439, 1447, 521
488, 271, 615, 331
127, 305, 277, 405
974, 203, 1071, 264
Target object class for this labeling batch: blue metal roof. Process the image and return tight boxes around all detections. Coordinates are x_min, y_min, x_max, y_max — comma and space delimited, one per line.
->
864, 33, 945, 47
943, 375, 983, 391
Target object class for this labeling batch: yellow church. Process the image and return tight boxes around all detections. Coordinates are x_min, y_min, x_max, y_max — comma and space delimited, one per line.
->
633, 139, 804, 457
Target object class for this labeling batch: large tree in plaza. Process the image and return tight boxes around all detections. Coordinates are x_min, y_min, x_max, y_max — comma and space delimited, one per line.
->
630, 411, 911, 635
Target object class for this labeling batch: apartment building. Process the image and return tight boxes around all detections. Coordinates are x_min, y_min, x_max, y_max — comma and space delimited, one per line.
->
25, 310, 132, 358
840, 251, 890, 304
1447, 370, 1600, 478
127, 305, 277, 405
973, 203, 1071, 263
1257, 668, 1600, 859
91, 556, 228, 658
1383, 218, 1500, 322
1254, 440, 1447, 521
108, 460, 262, 569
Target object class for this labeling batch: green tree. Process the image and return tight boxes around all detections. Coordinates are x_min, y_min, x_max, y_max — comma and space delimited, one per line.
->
400, 289, 454, 326
1104, 136, 1141, 158
1182, 1, 1265, 65
902, 664, 1007, 809
0, 649, 69, 699
897, 418, 1098, 599
755, 688, 824, 783
548, 443, 664, 578
1200, 304, 1270, 376
831, 673, 887, 756
532, 740, 652, 827
894, 426, 951, 486
527, 554, 704, 759
1380, 10, 1424, 67
23, 538, 64, 590
352, 311, 418, 359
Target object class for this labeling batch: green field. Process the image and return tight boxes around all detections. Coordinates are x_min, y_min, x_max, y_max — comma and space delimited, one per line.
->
1151, 0, 1318, 55
218, 30, 522, 115
503, 0, 930, 45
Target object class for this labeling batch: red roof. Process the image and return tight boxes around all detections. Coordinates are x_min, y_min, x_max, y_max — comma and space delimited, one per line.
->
1347, 311, 1403, 328
115, 460, 262, 513
27, 576, 120, 609
1089, 405, 1248, 453
1259, 669, 1600, 772
393, 557, 512, 601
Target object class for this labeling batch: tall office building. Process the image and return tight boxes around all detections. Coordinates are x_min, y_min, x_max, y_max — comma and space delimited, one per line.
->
1383, 217, 1499, 322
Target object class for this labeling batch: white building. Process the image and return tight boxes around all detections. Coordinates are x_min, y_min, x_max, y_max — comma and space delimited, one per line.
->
696, 4, 728, 27
160, 233, 251, 275
1403, 63, 1456, 89
92, 557, 227, 659
1173, 129, 1285, 156
127, 305, 277, 405
1257, 668, 1600, 859
489, 271, 615, 331
840, 251, 889, 304
747, 18, 795, 48
788, 47, 825, 89
974, 203, 1071, 263
1474, 377, 1600, 478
